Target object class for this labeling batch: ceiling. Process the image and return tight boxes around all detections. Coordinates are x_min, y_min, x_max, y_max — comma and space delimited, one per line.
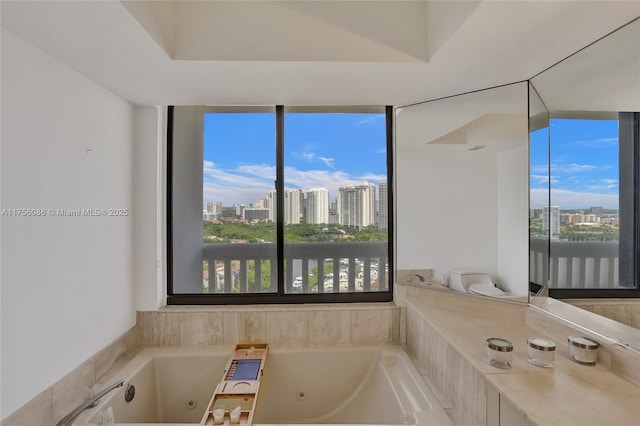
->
396, 81, 527, 152
531, 16, 640, 112
1, 1, 639, 106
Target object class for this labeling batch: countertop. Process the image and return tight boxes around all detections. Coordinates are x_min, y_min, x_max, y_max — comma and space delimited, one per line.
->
402, 285, 640, 426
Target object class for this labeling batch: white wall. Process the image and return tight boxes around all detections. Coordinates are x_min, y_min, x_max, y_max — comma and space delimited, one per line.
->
1, 29, 136, 418
132, 106, 165, 311
395, 83, 529, 293
497, 144, 529, 294
395, 149, 498, 284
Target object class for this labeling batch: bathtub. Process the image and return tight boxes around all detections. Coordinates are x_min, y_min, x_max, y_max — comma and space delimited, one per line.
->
77, 345, 452, 426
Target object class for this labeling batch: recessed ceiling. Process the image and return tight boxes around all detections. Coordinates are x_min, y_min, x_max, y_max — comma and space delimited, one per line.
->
1, 1, 638, 106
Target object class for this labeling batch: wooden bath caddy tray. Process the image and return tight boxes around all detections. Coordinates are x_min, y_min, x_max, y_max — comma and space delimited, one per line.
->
201, 343, 269, 426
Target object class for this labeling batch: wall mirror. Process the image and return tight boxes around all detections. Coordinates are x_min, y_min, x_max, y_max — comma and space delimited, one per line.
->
395, 81, 529, 300
529, 18, 640, 343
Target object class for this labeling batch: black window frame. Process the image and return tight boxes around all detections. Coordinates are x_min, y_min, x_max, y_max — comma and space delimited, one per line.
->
166, 105, 395, 305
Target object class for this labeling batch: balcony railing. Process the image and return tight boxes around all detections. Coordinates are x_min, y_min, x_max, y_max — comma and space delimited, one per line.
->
203, 242, 389, 294
530, 237, 619, 289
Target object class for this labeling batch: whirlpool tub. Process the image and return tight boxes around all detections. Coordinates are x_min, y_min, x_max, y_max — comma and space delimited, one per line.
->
77, 345, 452, 426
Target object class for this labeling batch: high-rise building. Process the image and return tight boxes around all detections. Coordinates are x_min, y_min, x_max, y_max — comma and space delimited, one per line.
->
338, 183, 376, 228
378, 182, 388, 229
255, 197, 268, 209
590, 206, 604, 218
306, 188, 329, 224
233, 204, 245, 218
267, 189, 301, 224
267, 191, 276, 222
542, 206, 561, 239
204, 201, 223, 220
284, 189, 301, 224
243, 208, 269, 221
328, 199, 339, 224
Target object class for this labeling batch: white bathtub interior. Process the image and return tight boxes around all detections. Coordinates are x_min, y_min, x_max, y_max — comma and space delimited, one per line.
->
80, 346, 452, 426
86, 349, 229, 424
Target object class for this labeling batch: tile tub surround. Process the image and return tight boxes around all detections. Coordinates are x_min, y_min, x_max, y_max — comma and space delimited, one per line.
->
1, 326, 139, 426
402, 284, 640, 426
3, 303, 400, 426
137, 302, 401, 347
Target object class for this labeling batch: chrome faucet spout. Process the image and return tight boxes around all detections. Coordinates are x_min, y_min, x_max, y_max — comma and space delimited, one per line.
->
55, 379, 124, 426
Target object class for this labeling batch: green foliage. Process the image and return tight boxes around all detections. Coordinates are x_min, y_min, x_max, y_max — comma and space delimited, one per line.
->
529, 217, 619, 242
559, 224, 619, 242
351, 225, 387, 242
247, 260, 273, 291
204, 221, 388, 243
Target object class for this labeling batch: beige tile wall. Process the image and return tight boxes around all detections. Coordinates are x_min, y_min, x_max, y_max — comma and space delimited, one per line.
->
137, 303, 401, 347
406, 303, 487, 425
2, 303, 400, 426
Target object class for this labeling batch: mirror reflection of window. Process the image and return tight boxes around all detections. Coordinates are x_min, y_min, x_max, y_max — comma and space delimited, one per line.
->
529, 125, 550, 288
548, 113, 637, 290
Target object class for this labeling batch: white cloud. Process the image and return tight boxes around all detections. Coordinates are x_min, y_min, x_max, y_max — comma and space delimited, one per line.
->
530, 188, 618, 210
203, 161, 387, 205
302, 151, 315, 161
357, 172, 387, 183
574, 137, 618, 148
584, 179, 618, 193
353, 115, 385, 126
318, 156, 334, 168
530, 164, 549, 174
551, 163, 598, 174
203, 161, 275, 205
530, 174, 550, 187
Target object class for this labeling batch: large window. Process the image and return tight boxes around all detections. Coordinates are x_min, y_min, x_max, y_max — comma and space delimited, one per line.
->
168, 106, 393, 304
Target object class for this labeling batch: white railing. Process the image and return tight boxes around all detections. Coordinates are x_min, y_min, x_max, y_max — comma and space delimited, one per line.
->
203, 242, 389, 294
530, 238, 619, 289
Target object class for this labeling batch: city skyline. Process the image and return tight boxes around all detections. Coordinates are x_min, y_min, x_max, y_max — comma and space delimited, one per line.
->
204, 181, 388, 229
203, 112, 387, 206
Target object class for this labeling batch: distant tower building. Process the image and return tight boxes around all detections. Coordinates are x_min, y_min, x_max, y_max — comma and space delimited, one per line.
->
378, 182, 388, 229
299, 189, 305, 221
243, 208, 269, 221
328, 199, 339, 224
542, 206, 561, 239
256, 197, 268, 209
267, 191, 277, 222
306, 188, 329, 224
284, 189, 301, 224
338, 183, 376, 228
204, 201, 223, 220
233, 204, 245, 218
571, 213, 584, 224
590, 206, 604, 218
268, 190, 301, 224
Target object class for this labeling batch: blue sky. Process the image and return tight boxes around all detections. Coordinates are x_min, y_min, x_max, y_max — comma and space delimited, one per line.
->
530, 118, 619, 210
203, 112, 387, 205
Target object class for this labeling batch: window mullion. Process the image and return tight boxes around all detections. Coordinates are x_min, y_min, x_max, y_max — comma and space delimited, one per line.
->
275, 105, 285, 296
619, 112, 638, 288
